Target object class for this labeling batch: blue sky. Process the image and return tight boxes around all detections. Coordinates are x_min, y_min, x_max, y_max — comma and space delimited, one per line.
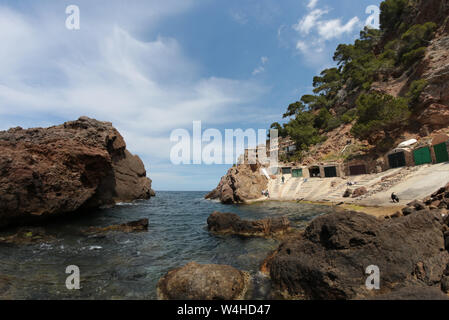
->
0, 0, 381, 191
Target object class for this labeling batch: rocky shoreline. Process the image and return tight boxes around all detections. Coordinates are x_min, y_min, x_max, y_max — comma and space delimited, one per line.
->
0, 117, 155, 229
205, 163, 267, 204
156, 183, 449, 300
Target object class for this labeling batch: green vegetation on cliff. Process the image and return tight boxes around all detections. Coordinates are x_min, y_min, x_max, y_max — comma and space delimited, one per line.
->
272, 0, 438, 161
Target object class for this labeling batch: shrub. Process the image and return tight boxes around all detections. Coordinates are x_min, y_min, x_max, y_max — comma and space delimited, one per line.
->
351, 92, 410, 139
407, 79, 428, 109
314, 108, 332, 129
401, 46, 426, 67
341, 109, 357, 123
380, 0, 409, 32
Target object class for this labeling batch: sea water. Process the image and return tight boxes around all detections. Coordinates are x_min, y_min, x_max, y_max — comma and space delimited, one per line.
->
0, 191, 334, 299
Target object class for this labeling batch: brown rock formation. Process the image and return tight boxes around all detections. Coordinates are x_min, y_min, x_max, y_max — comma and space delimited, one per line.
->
0, 117, 154, 228
265, 210, 449, 300
84, 218, 149, 234
0, 228, 54, 245
417, 104, 449, 128
352, 187, 368, 198
207, 211, 290, 237
205, 163, 267, 204
157, 262, 249, 300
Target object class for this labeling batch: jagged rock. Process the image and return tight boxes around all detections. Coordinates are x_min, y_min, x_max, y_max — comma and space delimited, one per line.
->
343, 189, 353, 198
0, 117, 154, 228
266, 210, 449, 300
417, 104, 449, 128
207, 212, 290, 237
157, 262, 249, 300
84, 218, 149, 234
388, 211, 404, 219
407, 200, 427, 211
0, 228, 54, 245
205, 163, 267, 204
352, 187, 368, 198
402, 206, 418, 216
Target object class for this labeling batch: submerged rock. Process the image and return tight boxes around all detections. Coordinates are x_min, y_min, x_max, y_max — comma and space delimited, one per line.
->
265, 210, 449, 300
0, 228, 55, 245
205, 163, 267, 204
157, 262, 250, 300
207, 211, 290, 237
84, 218, 149, 234
0, 117, 154, 228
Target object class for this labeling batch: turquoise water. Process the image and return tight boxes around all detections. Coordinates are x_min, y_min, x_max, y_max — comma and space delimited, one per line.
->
0, 192, 333, 299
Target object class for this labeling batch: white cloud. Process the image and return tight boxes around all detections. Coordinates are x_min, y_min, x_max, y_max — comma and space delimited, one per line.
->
295, 40, 309, 53
230, 10, 248, 25
252, 56, 269, 75
293, 9, 328, 35
252, 66, 265, 75
307, 0, 319, 10
288, 1, 362, 66
317, 16, 361, 40
0, 2, 270, 189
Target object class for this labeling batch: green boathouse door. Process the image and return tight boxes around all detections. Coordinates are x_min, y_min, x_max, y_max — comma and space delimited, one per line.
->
434, 143, 449, 163
413, 147, 432, 165
292, 169, 303, 177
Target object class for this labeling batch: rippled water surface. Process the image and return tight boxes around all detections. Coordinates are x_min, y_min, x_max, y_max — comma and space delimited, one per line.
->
0, 192, 334, 299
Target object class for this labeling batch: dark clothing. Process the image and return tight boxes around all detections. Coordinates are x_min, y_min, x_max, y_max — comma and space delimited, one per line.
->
391, 193, 400, 203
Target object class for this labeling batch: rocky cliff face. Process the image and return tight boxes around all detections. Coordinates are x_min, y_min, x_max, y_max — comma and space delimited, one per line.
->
205, 163, 267, 204
0, 117, 154, 228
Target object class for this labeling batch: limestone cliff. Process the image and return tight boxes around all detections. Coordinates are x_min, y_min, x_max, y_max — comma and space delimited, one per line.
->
0, 116, 154, 228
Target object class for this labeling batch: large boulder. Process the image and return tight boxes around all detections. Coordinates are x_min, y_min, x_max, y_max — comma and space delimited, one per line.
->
157, 262, 249, 300
207, 211, 290, 237
265, 210, 449, 300
205, 163, 267, 204
0, 117, 154, 228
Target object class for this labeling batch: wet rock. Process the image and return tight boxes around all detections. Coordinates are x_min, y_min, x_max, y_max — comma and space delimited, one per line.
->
266, 210, 449, 300
206, 163, 267, 204
0, 117, 154, 229
84, 218, 149, 234
157, 262, 250, 300
0, 228, 54, 245
207, 212, 290, 237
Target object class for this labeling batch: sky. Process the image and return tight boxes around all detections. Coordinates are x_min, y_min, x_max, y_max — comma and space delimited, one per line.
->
0, 0, 382, 191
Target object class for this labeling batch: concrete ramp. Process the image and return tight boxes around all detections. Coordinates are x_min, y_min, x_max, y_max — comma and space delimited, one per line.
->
360, 162, 449, 206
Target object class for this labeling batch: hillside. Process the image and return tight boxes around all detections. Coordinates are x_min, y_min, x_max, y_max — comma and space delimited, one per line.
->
274, 0, 449, 166
207, 0, 449, 204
